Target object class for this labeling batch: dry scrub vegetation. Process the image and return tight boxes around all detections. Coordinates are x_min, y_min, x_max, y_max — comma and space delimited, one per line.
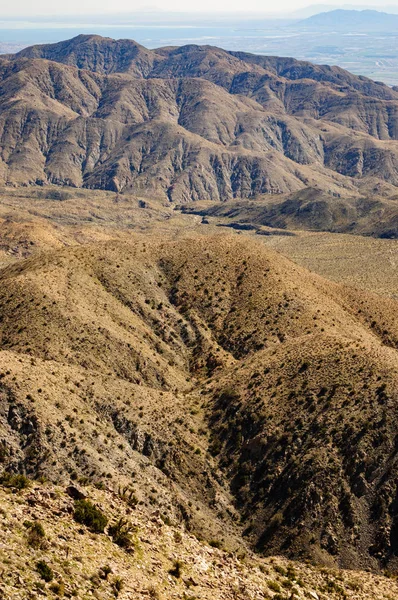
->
2, 187, 398, 597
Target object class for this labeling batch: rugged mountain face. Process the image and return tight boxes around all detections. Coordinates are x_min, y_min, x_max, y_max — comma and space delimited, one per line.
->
2, 233, 398, 572
12, 35, 161, 76
2, 35, 398, 199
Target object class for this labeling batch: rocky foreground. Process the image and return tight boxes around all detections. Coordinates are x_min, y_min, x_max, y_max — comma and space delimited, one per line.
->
1, 478, 398, 600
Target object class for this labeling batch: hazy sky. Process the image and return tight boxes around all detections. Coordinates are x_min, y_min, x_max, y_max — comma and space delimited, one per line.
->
0, 0, 398, 18
3, 0, 398, 17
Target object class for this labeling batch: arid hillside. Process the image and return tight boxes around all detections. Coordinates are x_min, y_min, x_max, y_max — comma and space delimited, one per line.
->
2, 232, 398, 579
184, 187, 398, 238
3, 35, 398, 200
3, 33, 398, 599
3, 480, 398, 600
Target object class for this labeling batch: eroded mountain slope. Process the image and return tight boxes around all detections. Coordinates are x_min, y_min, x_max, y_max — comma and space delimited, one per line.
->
2, 234, 398, 572
3, 36, 398, 198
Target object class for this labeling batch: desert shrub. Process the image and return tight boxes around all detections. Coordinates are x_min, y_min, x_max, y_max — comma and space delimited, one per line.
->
208, 438, 222, 457
117, 485, 138, 507
267, 580, 281, 592
112, 576, 124, 597
39, 189, 71, 201
148, 585, 161, 599
49, 581, 65, 596
36, 560, 54, 582
99, 565, 112, 580
26, 521, 46, 549
73, 499, 108, 533
268, 511, 283, 534
286, 565, 297, 580
0, 472, 30, 490
108, 518, 136, 549
169, 559, 183, 578
218, 387, 240, 404
0, 442, 8, 463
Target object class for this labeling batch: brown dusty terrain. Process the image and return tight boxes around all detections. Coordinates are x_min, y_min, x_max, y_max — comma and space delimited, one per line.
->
2, 30, 398, 600
2, 480, 398, 600
2, 218, 398, 581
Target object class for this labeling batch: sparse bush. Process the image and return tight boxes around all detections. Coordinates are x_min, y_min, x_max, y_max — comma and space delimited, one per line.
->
0, 472, 30, 490
148, 585, 161, 599
73, 499, 108, 533
173, 531, 182, 543
50, 581, 65, 596
169, 559, 183, 578
219, 387, 240, 403
99, 565, 112, 580
0, 442, 8, 463
208, 438, 222, 457
108, 518, 136, 549
118, 485, 138, 507
286, 565, 297, 580
267, 580, 281, 592
38, 189, 71, 201
26, 521, 46, 549
112, 576, 124, 597
36, 560, 54, 582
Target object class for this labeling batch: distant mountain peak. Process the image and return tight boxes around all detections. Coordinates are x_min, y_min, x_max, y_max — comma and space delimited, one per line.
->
300, 7, 398, 29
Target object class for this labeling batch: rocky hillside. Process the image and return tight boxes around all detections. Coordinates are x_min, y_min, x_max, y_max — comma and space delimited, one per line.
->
3, 480, 398, 600
2, 35, 398, 199
2, 233, 398, 574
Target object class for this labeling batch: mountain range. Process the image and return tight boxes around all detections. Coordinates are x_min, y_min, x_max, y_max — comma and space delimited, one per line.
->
2, 34, 398, 202
299, 8, 398, 30
3, 32, 398, 600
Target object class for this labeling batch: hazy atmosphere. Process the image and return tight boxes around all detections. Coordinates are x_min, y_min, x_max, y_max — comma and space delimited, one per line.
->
2, 0, 398, 15
3, 2, 398, 83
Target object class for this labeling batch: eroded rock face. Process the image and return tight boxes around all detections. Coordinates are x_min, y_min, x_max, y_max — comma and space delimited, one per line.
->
0, 383, 44, 473
2, 35, 398, 199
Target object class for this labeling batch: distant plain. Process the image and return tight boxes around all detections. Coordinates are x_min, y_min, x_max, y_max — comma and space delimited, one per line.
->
3, 21, 398, 84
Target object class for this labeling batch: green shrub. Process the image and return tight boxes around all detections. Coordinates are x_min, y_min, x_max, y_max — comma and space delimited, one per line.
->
36, 560, 54, 582
267, 580, 281, 592
73, 499, 108, 533
0, 472, 30, 490
26, 521, 46, 549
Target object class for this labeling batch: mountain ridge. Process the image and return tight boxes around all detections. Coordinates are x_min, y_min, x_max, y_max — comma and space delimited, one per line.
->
2, 35, 398, 200
3, 233, 398, 571
299, 8, 398, 30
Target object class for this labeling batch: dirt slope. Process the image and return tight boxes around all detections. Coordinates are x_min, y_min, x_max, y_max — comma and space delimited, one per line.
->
2, 234, 398, 573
